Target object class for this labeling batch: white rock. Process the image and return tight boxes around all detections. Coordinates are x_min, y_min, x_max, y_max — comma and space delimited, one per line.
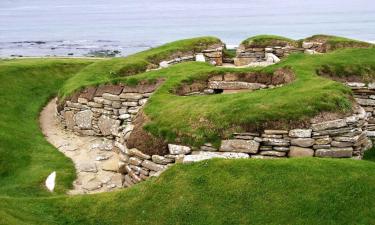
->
195, 53, 206, 62
265, 53, 280, 63
168, 144, 191, 155
159, 61, 169, 68
45, 171, 56, 192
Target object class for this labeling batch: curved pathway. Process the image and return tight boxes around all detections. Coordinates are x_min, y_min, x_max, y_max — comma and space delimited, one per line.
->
40, 99, 123, 194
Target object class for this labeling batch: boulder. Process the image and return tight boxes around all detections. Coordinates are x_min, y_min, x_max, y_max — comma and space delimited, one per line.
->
291, 138, 315, 147
289, 129, 312, 138
220, 140, 259, 153
168, 144, 191, 155
288, 146, 314, 158
74, 110, 93, 129
315, 148, 353, 158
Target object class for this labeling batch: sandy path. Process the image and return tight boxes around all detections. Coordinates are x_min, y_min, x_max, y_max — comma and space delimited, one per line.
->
40, 99, 123, 194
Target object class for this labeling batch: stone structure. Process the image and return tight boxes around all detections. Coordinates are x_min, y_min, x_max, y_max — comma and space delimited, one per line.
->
158, 45, 224, 68
234, 41, 322, 66
57, 79, 373, 188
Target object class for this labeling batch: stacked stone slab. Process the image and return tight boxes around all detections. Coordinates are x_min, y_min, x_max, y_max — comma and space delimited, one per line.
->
234, 41, 322, 66
347, 82, 375, 140
158, 46, 224, 68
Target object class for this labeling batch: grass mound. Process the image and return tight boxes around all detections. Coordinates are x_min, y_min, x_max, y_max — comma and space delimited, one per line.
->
305, 34, 373, 51
241, 34, 298, 48
59, 37, 222, 99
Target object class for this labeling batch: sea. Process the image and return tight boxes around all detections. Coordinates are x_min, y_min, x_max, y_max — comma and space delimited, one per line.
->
0, 0, 374, 57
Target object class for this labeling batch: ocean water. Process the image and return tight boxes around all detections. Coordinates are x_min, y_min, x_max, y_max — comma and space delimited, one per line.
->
0, 0, 374, 57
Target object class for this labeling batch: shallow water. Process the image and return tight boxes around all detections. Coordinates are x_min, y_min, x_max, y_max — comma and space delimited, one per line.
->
0, 0, 374, 57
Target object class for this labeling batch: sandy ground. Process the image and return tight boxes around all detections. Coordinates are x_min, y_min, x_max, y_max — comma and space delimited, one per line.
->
40, 99, 123, 194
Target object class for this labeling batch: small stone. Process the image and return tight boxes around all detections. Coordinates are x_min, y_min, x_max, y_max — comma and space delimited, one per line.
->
262, 138, 290, 147
141, 160, 166, 172
290, 138, 315, 147
313, 144, 331, 149
139, 98, 148, 106
119, 114, 131, 120
101, 158, 119, 172
260, 151, 286, 157
289, 129, 312, 138
315, 148, 353, 158
87, 102, 103, 108
129, 148, 151, 160
273, 147, 289, 152
102, 93, 120, 101
78, 97, 88, 104
288, 146, 314, 158
77, 162, 97, 172
64, 111, 75, 130
264, 130, 288, 135
314, 137, 332, 145
129, 157, 142, 166
331, 141, 353, 148
311, 119, 347, 131
152, 155, 175, 165
220, 140, 259, 153
74, 110, 93, 129
168, 144, 191, 155
98, 115, 120, 136
122, 102, 138, 107
119, 93, 143, 101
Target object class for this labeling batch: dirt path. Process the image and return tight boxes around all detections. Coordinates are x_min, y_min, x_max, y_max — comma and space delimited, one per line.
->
40, 99, 123, 194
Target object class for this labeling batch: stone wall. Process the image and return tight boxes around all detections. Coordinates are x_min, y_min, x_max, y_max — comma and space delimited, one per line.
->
234, 41, 322, 67
347, 82, 375, 140
57, 82, 373, 188
158, 45, 224, 68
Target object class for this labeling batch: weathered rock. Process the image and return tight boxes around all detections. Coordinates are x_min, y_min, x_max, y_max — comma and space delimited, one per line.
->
129, 148, 151, 160
273, 147, 289, 152
260, 151, 286, 157
152, 155, 174, 165
183, 151, 249, 163
101, 158, 119, 172
64, 111, 75, 129
129, 157, 142, 166
141, 160, 166, 172
288, 146, 314, 158
289, 129, 312, 138
314, 137, 332, 145
331, 141, 353, 148
220, 140, 259, 153
208, 81, 266, 90
195, 53, 205, 62
290, 138, 315, 147
74, 110, 93, 129
315, 148, 353, 158
168, 144, 191, 155
264, 130, 288, 135
87, 102, 103, 108
302, 42, 314, 49
262, 138, 290, 147
102, 93, 120, 101
98, 115, 120, 136
77, 162, 97, 172
355, 98, 375, 106
119, 93, 143, 101
311, 119, 347, 131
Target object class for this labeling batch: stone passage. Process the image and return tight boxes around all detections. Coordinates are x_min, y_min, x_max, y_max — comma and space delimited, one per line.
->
175, 67, 295, 96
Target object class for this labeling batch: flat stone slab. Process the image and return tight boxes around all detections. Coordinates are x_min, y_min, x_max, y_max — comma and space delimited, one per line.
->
220, 139, 259, 153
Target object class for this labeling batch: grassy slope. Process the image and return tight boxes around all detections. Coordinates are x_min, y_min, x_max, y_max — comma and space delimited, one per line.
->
0, 59, 95, 197
60, 36, 221, 99
241, 34, 298, 48
1, 44, 375, 225
113, 48, 375, 146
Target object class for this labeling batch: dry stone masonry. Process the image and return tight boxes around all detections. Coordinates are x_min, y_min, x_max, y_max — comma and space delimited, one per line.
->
234, 41, 323, 67
57, 79, 373, 189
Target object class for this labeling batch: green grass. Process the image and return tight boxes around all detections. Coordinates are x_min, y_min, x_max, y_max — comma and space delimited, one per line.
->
305, 34, 373, 51
2, 38, 375, 224
59, 36, 221, 99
